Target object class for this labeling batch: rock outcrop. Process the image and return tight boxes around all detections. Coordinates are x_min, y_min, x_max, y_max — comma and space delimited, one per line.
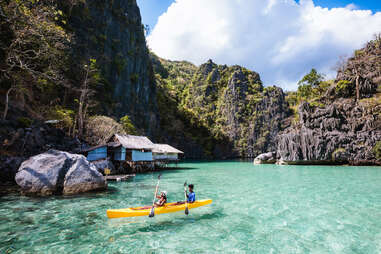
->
276, 37, 381, 165
15, 150, 107, 195
253, 152, 276, 164
277, 100, 381, 165
336, 36, 381, 99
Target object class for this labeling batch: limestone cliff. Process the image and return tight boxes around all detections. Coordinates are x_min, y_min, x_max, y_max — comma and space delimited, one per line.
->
68, 0, 158, 134
0, 0, 159, 182
277, 100, 381, 165
276, 37, 381, 165
153, 57, 291, 158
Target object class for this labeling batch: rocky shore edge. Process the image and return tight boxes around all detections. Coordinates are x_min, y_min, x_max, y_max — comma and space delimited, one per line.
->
254, 152, 381, 166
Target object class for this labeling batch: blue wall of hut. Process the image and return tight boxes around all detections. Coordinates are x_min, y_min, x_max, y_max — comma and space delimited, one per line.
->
87, 147, 107, 161
114, 147, 126, 161
132, 150, 153, 162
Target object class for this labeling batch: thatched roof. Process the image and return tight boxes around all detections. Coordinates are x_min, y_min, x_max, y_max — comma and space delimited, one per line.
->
152, 144, 184, 154
114, 134, 154, 150
81, 144, 107, 153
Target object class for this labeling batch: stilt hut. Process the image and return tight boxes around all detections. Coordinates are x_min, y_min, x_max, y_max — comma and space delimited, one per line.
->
152, 144, 184, 161
108, 134, 154, 162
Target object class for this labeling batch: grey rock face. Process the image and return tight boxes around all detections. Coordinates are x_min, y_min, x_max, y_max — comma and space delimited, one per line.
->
248, 87, 290, 157
69, 0, 158, 135
0, 156, 26, 183
277, 100, 381, 164
0, 122, 81, 183
223, 70, 250, 142
199, 59, 218, 78
91, 158, 115, 174
15, 150, 107, 196
63, 156, 107, 195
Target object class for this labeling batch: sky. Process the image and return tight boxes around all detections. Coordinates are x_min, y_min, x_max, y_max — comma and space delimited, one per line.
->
137, 0, 381, 90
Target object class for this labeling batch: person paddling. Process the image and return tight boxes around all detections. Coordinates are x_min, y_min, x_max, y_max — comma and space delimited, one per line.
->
186, 184, 195, 203
155, 191, 167, 207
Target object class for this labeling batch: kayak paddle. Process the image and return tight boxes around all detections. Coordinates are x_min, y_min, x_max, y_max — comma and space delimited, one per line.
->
149, 174, 162, 218
184, 182, 189, 215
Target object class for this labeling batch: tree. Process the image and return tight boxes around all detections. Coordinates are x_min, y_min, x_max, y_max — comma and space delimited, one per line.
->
0, 0, 72, 120
298, 69, 325, 88
76, 59, 101, 137
336, 34, 381, 102
373, 141, 381, 161
297, 69, 325, 100
120, 115, 137, 135
3, 84, 14, 120
85, 116, 126, 145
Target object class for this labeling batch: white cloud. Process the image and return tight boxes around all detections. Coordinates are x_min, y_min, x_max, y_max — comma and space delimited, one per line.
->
147, 0, 381, 90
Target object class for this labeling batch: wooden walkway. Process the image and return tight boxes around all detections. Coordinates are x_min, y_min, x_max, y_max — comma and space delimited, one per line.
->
105, 174, 135, 181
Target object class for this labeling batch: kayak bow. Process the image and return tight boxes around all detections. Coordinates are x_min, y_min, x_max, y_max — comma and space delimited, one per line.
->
107, 199, 212, 219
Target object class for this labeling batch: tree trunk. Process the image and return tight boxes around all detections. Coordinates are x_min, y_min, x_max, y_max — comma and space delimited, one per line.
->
78, 89, 85, 137
72, 115, 77, 138
355, 75, 360, 102
77, 67, 89, 138
3, 87, 13, 120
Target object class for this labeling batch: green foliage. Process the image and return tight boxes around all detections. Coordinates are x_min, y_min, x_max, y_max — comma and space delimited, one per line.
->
152, 53, 285, 157
354, 49, 364, 57
293, 72, 332, 105
36, 78, 56, 93
17, 117, 32, 128
297, 84, 313, 99
120, 116, 137, 135
130, 73, 139, 83
298, 69, 325, 88
373, 141, 381, 160
286, 92, 298, 107
295, 69, 327, 103
0, 0, 75, 118
332, 148, 346, 161
335, 80, 353, 97
49, 107, 74, 130
89, 58, 103, 83
113, 55, 127, 75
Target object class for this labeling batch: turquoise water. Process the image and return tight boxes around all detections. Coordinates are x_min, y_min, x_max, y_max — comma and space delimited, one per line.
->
1, 162, 381, 253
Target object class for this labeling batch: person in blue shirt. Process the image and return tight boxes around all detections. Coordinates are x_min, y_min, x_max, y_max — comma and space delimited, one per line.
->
186, 184, 196, 203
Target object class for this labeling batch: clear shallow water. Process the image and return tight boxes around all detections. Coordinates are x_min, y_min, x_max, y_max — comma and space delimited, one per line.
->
1, 162, 381, 254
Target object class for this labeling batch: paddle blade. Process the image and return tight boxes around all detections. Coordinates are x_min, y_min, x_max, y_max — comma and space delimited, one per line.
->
185, 207, 189, 215
149, 207, 155, 217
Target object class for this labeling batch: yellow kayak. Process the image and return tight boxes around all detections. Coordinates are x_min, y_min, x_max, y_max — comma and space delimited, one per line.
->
107, 199, 213, 219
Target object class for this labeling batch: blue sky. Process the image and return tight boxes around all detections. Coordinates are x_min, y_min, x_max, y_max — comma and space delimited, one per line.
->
137, 0, 381, 30
138, 0, 381, 89
137, 0, 174, 30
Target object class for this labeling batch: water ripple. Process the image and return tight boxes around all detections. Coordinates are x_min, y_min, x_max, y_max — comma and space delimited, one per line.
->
1, 162, 381, 253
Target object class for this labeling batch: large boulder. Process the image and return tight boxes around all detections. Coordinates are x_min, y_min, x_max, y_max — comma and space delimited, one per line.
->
15, 150, 107, 196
